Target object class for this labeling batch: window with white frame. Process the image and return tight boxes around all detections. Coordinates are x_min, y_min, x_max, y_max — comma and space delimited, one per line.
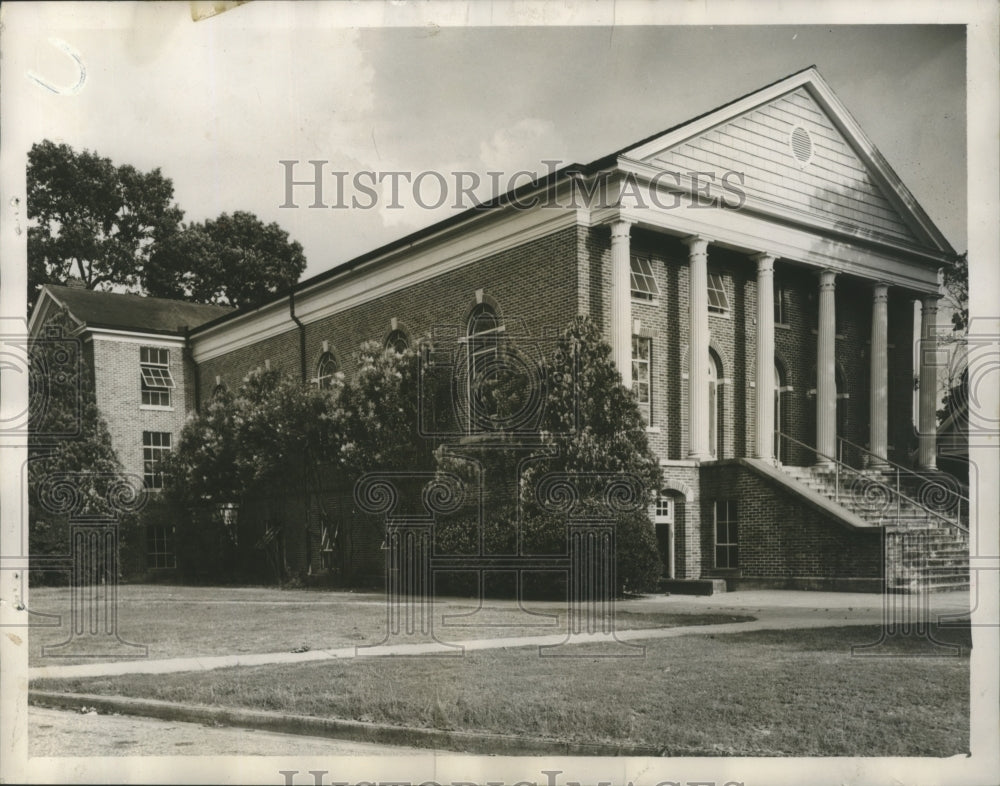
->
632, 336, 651, 423
630, 256, 660, 301
140, 346, 174, 406
147, 524, 176, 569
316, 352, 339, 390
468, 304, 501, 385
385, 329, 409, 355
142, 431, 171, 490
774, 278, 788, 325
714, 500, 738, 569
654, 493, 674, 524
707, 273, 730, 314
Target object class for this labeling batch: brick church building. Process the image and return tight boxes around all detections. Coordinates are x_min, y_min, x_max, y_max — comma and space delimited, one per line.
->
30, 67, 967, 592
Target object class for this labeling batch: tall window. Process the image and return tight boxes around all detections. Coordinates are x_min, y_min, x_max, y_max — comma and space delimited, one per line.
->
774, 363, 785, 461
316, 352, 339, 390
142, 431, 171, 490
632, 336, 651, 423
630, 256, 660, 300
714, 500, 738, 569
467, 303, 502, 431
385, 329, 409, 355
774, 278, 788, 325
707, 272, 730, 314
708, 350, 724, 458
140, 347, 174, 406
468, 303, 501, 384
147, 525, 176, 569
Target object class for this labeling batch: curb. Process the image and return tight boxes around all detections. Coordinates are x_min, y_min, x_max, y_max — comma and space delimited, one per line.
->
29, 690, 662, 757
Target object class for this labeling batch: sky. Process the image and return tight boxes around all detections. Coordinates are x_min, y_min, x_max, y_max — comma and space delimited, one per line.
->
1, 4, 970, 284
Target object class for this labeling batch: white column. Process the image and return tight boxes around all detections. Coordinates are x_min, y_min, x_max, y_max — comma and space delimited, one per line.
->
869, 283, 889, 467
754, 253, 776, 460
686, 236, 711, 460
918, 295, 940, 470
815, 270, 837, 466
610, 219, 634, 385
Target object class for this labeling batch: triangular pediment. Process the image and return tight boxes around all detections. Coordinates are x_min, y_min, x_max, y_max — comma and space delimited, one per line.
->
622, 69, 953, 254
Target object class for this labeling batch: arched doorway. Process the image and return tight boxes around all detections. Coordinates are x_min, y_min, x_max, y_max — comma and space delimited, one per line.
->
708, 350, 724, 459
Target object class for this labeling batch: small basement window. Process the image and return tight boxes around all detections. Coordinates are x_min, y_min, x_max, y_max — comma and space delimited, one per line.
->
714, 500, 738, 569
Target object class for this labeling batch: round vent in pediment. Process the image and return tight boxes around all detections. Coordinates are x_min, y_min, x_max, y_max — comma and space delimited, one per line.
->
789, 125, 814, 166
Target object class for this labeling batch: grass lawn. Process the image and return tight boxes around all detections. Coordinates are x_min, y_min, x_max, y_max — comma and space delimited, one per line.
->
25, 585, 752, 666
34, 624, 970, 757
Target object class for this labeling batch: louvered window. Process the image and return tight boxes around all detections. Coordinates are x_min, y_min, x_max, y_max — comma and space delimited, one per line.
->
140, 347, 174, 406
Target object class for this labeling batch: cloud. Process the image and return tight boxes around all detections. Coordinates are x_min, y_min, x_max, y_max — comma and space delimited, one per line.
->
478, 117, 567, 177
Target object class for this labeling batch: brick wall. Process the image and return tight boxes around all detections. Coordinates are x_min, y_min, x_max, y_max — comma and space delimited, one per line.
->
197, 226, 581, 403
90, 336, 190, 488
699, 461, 883, 590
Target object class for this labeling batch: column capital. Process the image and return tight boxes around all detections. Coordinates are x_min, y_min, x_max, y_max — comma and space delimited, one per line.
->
752, 252, 776, 273
609, 217, 636, 239
872, 282, 889, 303
921, 293, 941, 311
818, 269, 837, 290
683, 235, 711, 255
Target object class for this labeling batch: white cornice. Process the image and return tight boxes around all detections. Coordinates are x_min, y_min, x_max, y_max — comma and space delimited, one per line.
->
590, 196, 940, 294
190, 298, 295, 363
88, 329, 185, 346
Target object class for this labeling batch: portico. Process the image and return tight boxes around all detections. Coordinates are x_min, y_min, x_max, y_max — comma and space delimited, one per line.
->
605, 215, 943, 471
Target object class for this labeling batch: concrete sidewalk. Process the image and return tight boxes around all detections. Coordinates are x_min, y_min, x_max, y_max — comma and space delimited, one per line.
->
30, 589, 970, 681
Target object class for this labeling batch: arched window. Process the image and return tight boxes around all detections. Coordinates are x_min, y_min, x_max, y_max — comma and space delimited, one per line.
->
466, 303, 502, 431
212, 383, 228, 400
774, 361, 786, 461
316, 352, 339, 390
708, 350, 724, 458
385, 329, 409, 355
467, 303, 501, 384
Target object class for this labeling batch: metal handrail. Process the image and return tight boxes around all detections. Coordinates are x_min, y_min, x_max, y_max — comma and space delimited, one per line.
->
775, 431, 967, 535
835, 434, 969, 505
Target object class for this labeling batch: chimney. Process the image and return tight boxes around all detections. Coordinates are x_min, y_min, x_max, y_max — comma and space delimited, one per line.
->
65, 277, 87, 289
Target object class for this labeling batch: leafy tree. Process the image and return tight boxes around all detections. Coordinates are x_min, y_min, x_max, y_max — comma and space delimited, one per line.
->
524, 316, 662, 501
436, 316, 663, 593
337, 342, 435, 477
145, 212, 306, 309
938, 251, 969, 429
28, 141, 307, 313
28, 313, 131, 583
27, 140, 182, 310
166, 367, 344, 582
942, 251, 968, 333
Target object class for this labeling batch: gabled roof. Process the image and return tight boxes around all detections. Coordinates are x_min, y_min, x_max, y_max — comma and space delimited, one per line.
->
34, 285, 234, 337
189, 66, 957, 337
613, 66, 956, 256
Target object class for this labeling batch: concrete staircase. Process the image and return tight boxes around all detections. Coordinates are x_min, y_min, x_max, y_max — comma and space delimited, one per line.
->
779, 464, 969, 593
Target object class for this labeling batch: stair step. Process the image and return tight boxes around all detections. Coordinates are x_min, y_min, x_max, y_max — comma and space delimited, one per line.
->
777, 463, 969, 592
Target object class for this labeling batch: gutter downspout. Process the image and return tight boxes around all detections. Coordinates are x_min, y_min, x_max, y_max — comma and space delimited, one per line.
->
289, 289, 315, 573
289, 290, 307, 384
184, 326, 200, 414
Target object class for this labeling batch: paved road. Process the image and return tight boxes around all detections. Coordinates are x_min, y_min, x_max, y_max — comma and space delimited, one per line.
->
29, 706, 433, 757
